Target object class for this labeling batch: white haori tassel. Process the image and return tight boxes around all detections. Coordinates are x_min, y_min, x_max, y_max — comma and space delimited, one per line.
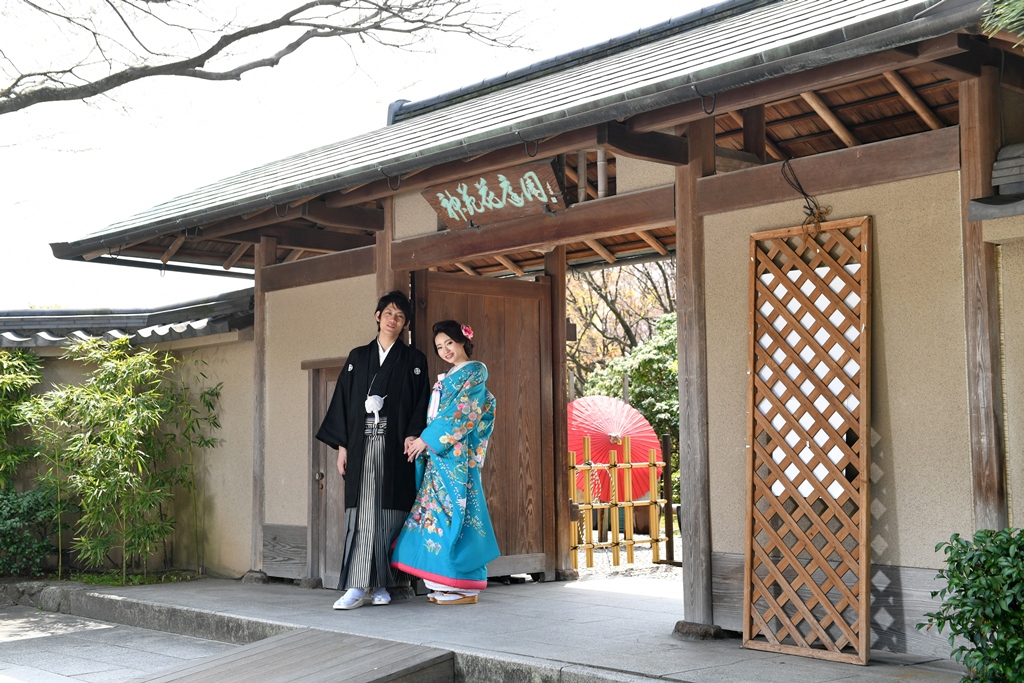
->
365, 394, 385, 424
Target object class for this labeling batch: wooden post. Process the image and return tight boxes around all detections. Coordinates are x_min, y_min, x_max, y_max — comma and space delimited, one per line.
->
676, 117, 715, 625
546, 246, 575, 578
247, 234, 277, 581
661, 433, 675, 564
960, 65, 1008, 531
376, 197, 395, 296
742, 105, 768, 164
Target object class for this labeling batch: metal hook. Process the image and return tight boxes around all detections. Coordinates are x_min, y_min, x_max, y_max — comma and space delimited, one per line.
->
185, 226, 199, 240
692, 84, 717, 116
514, 130, 540, 158
107, 245, 121, 260
274, 203, 288, 217
379, 167, 401, 191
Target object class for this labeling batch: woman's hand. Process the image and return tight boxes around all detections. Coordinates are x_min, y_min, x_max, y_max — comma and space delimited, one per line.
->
337, 446, 347, 476
405, 436, 427, 461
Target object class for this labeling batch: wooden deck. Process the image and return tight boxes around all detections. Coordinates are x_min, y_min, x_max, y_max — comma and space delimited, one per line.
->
138, 629, 453, 683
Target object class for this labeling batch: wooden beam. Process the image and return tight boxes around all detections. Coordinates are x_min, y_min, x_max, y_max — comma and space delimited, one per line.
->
287, 194, 319, 209
250, 235, 277, 576
636, 230, 669, 255
729, 110, 786, 160
1001, 51, 1024, 96
741, 105, 768, 164
200, 205, 305, 240
324, 126, 599, 208
629, 33, 968, 133
677, 117, 715, 626
960, 66, 1008, 531
697, 126, 960, 215
376, 197, 395, 296
454, 262, 481, 276
393, 187, 674, 271
883, 71, 943, 130
223, 243, 250, 270
283, 249, 304, 263
545, 245, 573, 579
494, 254, 525, 277
304, 201, 384, 232
800, 91, 860, 147
598, 121, 688, 165
217, 226, 374, 253
584, 239, 616, 264
160, 234, 186, 264
262, 245, 376, 292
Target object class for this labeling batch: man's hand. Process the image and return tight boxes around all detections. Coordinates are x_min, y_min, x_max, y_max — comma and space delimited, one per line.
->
337, 446, 347, 476
405, 437, 427, 461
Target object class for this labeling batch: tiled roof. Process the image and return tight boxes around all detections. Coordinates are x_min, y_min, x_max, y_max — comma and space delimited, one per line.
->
52, 0, 983, 258
0, 289, 253, 348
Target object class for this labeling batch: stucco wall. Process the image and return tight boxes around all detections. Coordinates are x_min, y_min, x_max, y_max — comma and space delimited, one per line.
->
395, 191, 438, 239
998, 238, 1024, 529
174, 340, 254, 578
615, 156, 675, 194
704, 171, 973, 569
263, 275, 378, 527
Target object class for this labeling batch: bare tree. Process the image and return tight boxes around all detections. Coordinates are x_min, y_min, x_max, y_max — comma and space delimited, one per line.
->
566, 259, 675, 385
1, 0, 514, 115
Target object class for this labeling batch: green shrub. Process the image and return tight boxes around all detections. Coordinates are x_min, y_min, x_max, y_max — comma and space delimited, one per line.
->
920, 528, 1024, 682
0, 349, 42, 488
0, 485, 56, 576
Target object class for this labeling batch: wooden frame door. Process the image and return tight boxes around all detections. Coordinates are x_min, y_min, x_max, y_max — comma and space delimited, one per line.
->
414, 271, 556, 579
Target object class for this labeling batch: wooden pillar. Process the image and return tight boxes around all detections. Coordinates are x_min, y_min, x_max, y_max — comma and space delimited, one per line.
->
546, 246, 574, 578
960, 65, 1008, 531
249, 235, 277, 578
742, 105, 768, 164
377, 197, 396, 296
676, 117, 716, 625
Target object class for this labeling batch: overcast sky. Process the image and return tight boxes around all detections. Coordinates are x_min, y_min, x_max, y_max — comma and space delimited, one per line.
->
0, 0, 715, 311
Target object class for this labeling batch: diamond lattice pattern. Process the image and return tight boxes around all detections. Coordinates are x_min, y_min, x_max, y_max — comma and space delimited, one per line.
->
744, 218, 871, 665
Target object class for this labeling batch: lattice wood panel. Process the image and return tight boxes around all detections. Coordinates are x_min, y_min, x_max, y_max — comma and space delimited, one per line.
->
743, 217, 872, 665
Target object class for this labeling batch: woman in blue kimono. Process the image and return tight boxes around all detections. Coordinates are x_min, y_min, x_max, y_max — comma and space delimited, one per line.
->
391, 320, 499, 605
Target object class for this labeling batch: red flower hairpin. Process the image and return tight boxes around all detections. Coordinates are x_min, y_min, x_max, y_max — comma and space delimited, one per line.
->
461, 324, 474, 340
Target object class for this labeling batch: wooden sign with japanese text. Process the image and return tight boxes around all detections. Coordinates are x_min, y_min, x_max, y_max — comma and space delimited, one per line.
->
422, 159, 564, 230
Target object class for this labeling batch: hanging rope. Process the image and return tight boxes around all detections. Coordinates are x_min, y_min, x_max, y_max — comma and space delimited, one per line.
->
781, 159, 831, 234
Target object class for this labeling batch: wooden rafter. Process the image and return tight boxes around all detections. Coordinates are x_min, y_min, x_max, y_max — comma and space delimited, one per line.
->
494, 254, 526, 277
241, 207, 270, 220
160, 234, 186, 264
636, 230, 669, 255
727, 111, 786, 160
883, 71, 943, 130
584, 239, 616, 264
564, 165, 598, 199
223, 243, 250, 270
455, 262, 481, 276
597, 121, 688, 165
800, 91, 860, 147
283, 249, 304, 262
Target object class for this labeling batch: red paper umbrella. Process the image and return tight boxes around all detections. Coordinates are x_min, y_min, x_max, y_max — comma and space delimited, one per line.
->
568, 395, 662, 502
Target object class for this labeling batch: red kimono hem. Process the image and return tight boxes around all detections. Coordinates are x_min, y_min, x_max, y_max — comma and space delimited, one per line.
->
390, 561, 488, 590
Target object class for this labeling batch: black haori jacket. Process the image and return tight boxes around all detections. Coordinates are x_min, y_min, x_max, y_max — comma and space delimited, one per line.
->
315, 337, 430, 510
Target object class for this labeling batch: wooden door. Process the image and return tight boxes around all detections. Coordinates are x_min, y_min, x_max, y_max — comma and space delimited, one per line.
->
307, 361, 347, 589
414, 271, 555, 579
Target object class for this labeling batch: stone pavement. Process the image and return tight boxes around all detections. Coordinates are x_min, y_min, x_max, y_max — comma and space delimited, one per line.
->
1, 576, 965, 683
0, 606, 235, 683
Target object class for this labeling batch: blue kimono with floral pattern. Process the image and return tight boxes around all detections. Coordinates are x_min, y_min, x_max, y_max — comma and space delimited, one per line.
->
391, 361, 499, 589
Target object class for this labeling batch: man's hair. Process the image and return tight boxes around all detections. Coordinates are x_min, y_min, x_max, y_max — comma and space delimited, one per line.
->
432, 319, 474, 358
375, 290, 413, 327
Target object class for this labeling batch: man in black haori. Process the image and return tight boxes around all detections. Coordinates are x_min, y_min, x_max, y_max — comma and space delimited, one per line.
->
315, 290, 430, 610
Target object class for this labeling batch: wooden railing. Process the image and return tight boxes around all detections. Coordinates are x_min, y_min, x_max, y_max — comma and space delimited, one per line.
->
568, 435, 668, 569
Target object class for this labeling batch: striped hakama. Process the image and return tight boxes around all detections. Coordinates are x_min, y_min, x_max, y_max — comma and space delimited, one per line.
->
339, 417, 408, 590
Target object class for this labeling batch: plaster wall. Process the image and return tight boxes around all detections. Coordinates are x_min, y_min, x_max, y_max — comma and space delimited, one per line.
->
983, 213, 1024, 244
174, 340, 254, 578
704, 171, 973, 569
615, 156, 674, 194
263, 275, 377, 527
998, 239, 1024, 529
395, 191, 438, 239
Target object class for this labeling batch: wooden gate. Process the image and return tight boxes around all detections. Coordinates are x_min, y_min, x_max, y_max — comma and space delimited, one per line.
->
743, 217, 872, 665
414, 271, 555, 579
306, 359, 347, 589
